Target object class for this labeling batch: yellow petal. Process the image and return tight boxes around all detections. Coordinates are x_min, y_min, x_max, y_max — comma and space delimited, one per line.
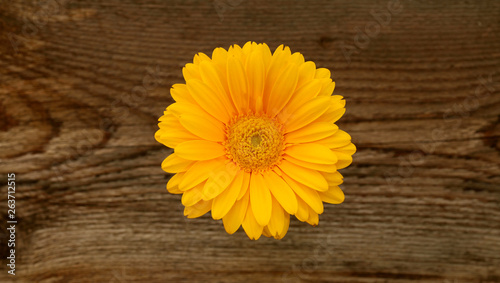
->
199, 61, 237, 117
242, 204, 264, 240
155, 129, 196, 148
193, 52, 211, 65
336, 142, 357, 155
258, 43, 272, 69
179, 157, 226, 191
319, 186, 345, 204
306, 207, 319, 226
317, 96, 346, 123
263, 171, 298, 215
222, 190, 249, 234
182, 63, 201, 81
266, 64, 299, 117
284, 155, 337, 173
210, 48, 233, 106
262, 226, 272, 238
321, 171, 344, 186
159, 111, 170, 120
294, 197, 309, 222
284, 96, 331, 132
334, 154, 353, 169
227, 55, 249, 114
281, 173, 324, 214
285, 143, 338, 164
296, 61, 316, 88
170, 84, 196, 104
277, 212, 290, 239
155, 117, 199, 148
161, 153, 196, 173
237, 171, 251, 200
315, 129, 351, 149
175, 140, 225, 161
331, 95, 346, 106
242, 41, 255, 53
263, 45, 291, 110
228, 44, 243, 59
320, 108, 346, 124
167, 102, 190, 118
168, 102, 215, 120
280, 80, 322, 121
245, 49, 266, 113
212, 170, 245, 220
332, 144, 355, 169
202, 162, 238, 200
157, 113, 180, 128
286, 122, 338, 144
166, 173, 184, 194
278, 160, 328, 192
182, 182, 205, 206
315, 68, 331, 79
212, 47, 228, 65
266, 196, 285, 238
249, 173, 272, 226
273, 44, 291, 57
186, 79, 231, 123
185, 199, 212, 218
318, 81, 335, 96
179, 114, 225, 142
290, 52, 305, 65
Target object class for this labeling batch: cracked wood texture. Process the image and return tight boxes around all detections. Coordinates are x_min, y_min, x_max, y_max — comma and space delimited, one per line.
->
1, 0, 500, 282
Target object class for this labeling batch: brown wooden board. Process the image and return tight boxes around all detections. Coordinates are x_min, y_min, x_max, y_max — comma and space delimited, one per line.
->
0, 0, 499, 282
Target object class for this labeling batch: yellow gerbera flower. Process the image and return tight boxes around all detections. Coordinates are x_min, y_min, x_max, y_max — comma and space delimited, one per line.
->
155, 42, 356, 240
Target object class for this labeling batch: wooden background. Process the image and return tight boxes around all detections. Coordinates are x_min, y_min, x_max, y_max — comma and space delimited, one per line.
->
1, 0, 499, 282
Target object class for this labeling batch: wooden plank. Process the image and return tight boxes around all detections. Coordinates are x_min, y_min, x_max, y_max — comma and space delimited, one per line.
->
0, 0, 499, 282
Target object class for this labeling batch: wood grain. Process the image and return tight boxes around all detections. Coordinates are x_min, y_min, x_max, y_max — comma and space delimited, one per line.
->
1, 0, 500, 282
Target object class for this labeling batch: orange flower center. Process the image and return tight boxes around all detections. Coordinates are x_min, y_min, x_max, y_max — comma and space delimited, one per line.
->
225, 114, 285, 172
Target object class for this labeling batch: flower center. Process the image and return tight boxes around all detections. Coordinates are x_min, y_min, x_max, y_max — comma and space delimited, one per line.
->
225, 114, 285, 172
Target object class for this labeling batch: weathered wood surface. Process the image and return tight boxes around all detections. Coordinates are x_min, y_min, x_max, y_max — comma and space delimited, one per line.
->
1, 0, 500, 282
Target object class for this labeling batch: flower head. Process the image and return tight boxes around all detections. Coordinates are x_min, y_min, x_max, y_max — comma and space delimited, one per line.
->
155, 42, 356, 240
